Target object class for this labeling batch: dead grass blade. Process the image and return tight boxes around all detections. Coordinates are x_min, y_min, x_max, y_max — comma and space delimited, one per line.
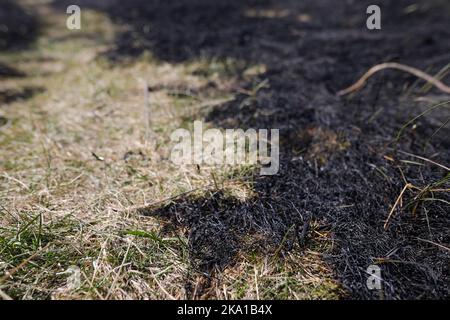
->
384, 183, 412, 230
338, 62, 450, 96
416, 238, 450, 253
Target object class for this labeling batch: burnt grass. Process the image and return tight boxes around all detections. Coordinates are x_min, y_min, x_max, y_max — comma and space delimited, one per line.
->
0, 0, 40, 105
0, 0, 38, 51
55, 0, 449, 298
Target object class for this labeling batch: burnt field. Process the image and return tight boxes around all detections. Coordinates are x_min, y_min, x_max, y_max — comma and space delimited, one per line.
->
0, 0, 449, 300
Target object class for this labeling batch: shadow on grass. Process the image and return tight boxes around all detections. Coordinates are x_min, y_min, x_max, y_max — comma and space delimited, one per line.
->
0, 62, 26, 78
0, 1, 42, 104
0, 86, 45, 105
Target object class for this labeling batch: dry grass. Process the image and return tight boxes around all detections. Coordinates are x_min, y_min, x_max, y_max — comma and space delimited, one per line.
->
0, 1, 342, 299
